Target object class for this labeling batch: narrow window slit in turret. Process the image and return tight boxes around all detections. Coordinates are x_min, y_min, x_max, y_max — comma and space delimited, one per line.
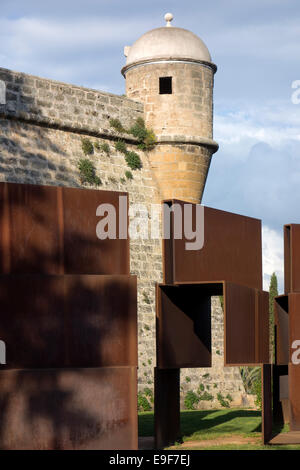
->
159, 77, 172, 94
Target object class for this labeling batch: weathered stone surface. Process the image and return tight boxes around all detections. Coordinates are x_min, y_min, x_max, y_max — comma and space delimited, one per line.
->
0, 67, 246, 407
0, 67, 143, 140
125, 62, 217, 203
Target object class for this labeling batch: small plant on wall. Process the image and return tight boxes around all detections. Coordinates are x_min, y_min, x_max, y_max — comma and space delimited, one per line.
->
184, 391, 200, 410
109, 118, 126, 134
78, 158, 101, 186
125, 170, 133, 180
109, 117, 156, 173
81, 138, 94, 155
109, 117, 156, 150
125, 151, 142, 170
199, 391, 213, 402
100, 142, 110, 155
94, 141, 110, 155
217, 392, 230, 408
115, 140, 128, 154
137, 392, 152, 412
128, 117, 156, 150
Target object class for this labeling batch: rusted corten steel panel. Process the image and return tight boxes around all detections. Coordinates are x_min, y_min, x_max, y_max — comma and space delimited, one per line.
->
224, 283, 269, 365
62, 186, 129, 275
162, 199, 262, 290
154, 368, 180, 449
262, 364, 272, 444
0, 182, 129, 275
272, 365, 289, 425
156, 284, 215, 369
156, 281, 269, 368
288, 293, 300, 430
226, 285, 268, 366
278, 375, 290, 425
0, 367, 138, 450
289, 365, 300, 431
0, 182, 61, 274
284, 224, 300, 294
255, 290, 270, 363
274, 296, 289, 365
289, 293, 300, 354
0, 274, 137, 369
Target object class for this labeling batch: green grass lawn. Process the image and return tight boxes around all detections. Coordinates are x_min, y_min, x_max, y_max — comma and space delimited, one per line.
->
138, 409, 299, 450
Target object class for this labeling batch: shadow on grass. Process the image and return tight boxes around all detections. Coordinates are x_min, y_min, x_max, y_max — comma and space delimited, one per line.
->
139, 409, 263, 439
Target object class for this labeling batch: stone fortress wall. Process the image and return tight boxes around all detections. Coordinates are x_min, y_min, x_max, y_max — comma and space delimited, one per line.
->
0, 66, 249, 410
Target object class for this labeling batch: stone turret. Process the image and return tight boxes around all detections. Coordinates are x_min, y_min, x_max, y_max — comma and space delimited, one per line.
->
122, 13, 218, 203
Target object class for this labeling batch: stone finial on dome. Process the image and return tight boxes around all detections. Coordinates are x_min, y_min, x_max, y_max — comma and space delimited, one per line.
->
164, 13, 173, 27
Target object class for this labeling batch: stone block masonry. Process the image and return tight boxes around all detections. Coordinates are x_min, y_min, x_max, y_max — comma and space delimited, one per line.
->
0, 67, 247, 408
0, 67, 143, 138
125, 62, 218, 203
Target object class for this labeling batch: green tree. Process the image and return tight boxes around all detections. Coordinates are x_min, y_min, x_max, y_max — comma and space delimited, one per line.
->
269, 272, 278, 362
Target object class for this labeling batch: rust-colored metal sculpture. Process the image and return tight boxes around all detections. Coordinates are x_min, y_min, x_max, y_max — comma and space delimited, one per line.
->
155, 199, 269, 448
263, 224, 300, 444
272, 292, 300, 433
0, 274, 137, 369
262, 364, 272, 444
163, 200, 262, 289
156, 282, 268, 369
0, 183, 129, 275
0, 367, 137, 450
0, 182, 137, 450
284, 224, 300, 293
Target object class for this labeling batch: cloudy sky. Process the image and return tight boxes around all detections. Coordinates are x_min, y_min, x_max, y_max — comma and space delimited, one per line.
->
1, 0, 300, 291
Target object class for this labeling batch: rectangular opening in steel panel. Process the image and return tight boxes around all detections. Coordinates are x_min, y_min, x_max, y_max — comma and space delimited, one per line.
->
156, 284, 213, 368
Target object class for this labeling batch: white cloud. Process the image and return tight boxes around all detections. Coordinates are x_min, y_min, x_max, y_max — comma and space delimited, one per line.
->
0, 16, 153, 53
0, 14, 153, 88
262, 225, 284, 292
204, 99, 300, 234
214, 101, 300, 157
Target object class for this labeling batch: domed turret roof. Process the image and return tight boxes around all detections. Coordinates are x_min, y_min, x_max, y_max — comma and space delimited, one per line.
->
124, 14, 213, 70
